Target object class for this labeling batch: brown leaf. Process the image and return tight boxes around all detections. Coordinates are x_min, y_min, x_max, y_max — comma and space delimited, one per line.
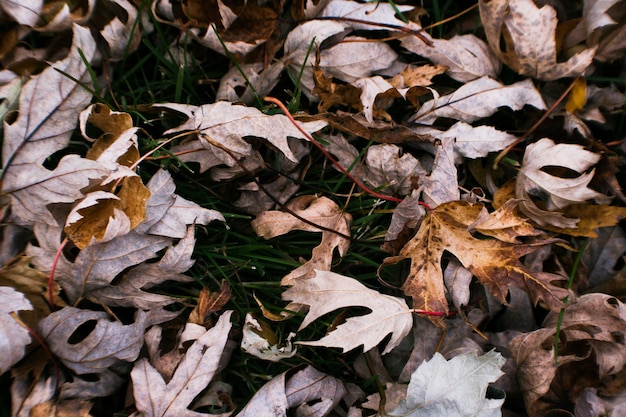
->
252, 195, 351, 284
389, 201, 568, 325
189, 280, 232, 326
511, 293, 626, 415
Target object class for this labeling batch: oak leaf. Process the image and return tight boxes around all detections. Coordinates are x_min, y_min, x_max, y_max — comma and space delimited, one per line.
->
389, 201, 569, 325
479, 0, 596, 80
131, 311, 233, 417
282, 270, 413, 354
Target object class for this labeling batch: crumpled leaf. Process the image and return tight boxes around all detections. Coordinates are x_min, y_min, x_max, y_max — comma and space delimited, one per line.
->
516, 138, 611, 228
131, 311, 233, 417
236, 365, 346, 417
158, 101, 326, 164
1, 24, 106, 226
39, 307, 146, 375
413, 76, 546, 125
417, 137, 459, 207
479, 0, 596, 80
252, 195, 352, 284
388, 200, 569, 325
0, 286, 33, 375
241, 313, 296, 362
390, 350, 506, 417
282, 270, 413, 354
510, 293, 626, 415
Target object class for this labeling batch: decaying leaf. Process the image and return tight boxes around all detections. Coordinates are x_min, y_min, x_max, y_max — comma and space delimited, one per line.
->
131, 311, 233, 417
511, 294, 626, 415
282, 270, 413, 354
389, 200, 569, 325
390, 350, 506, 417
479, 0, 596, 80
0, 286, 33, 374
252, 195, 352, 284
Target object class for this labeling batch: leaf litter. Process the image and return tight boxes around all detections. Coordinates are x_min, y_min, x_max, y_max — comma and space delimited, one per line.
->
1, 0, 626, 416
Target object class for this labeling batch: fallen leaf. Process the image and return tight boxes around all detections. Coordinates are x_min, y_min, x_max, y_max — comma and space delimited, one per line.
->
389, 201, 569, 324
417, 137, 459, 207
39, 307, 147, 375
158, 101, 326, 164
131, 311, 233, 417
411, 121, 518, 159
511, 293, 626, 415
516, 138, 611, 228
479, 0, 596, 80
241, 313, 296, 362
236, 365, 346, 417
189, 281, 232, 326
412, 76, 546, 125
1, 24, 106, 226
282, 270, 413, 354
390, 350, 506, 417
252, 195, 352, 284
401, 30, 501, 82
0, 286, 32, 374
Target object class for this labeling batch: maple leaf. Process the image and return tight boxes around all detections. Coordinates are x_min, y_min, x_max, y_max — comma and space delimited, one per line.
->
1, 24, 107, 226
158, 101, 326, 164
131, 311, 233, 417
252, 195, 352, 284
516, 138, 611, 228
39, 307, 147, 375
282, 270, 413, 354
479, 0, 596, 80
511, 293, 626, 415
390, 350, 506, 417
389, 201, 569, 325
412, 76, 546, 125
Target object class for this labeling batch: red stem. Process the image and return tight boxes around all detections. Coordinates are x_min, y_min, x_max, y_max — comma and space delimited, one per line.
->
48, 238, 68, 309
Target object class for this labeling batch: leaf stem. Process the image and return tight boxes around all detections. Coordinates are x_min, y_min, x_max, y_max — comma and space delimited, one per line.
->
48, 237, 68, 309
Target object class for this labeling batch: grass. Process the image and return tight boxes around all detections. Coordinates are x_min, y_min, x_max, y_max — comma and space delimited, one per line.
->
3, 0, 626, 415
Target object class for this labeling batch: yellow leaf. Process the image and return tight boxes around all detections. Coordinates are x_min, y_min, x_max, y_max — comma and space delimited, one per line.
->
565, 77, 587, 113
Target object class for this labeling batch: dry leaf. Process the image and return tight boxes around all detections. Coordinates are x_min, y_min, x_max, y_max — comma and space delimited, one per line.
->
236, 365, 346, 417
39, 307, 146, 375
131, 311, 233, 417
282, 270, 413, 354
479, 0, 596, 80
401, 29, 501, 82
390, 350, 506, 417
240, 313, 296, 362
389, 201, 569, 325
516, 138, 611, 228
413, 76, 546, 125
1, 24, 106, 226
0, 286, 32, 374
158, 101, 326, 164
511, 293, 626, 415
252, 195, 352, 284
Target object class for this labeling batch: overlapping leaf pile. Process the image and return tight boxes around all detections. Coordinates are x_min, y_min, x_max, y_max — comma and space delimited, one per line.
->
2, 0, 626, 416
